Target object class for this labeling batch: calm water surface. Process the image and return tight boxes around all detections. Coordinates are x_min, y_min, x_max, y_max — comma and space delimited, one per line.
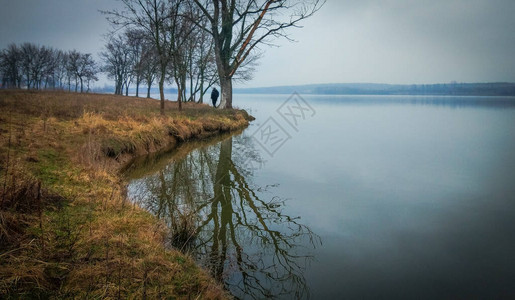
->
126, 95, 515, 299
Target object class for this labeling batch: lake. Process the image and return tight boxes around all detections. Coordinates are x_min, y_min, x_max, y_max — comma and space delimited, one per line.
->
125, 94, 515, 299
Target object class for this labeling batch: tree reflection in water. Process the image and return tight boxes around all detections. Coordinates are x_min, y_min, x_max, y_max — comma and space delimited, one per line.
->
127, 134, 320, 299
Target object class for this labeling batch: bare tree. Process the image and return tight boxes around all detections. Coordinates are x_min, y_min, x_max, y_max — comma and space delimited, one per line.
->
140, 39, 159, 98
19, 43, 38, 89
167, 1, 201, 110
41, 48, 58, 89
103, 0, 186, 114
66, 50, 81, 92
101, 35, 132, 95
184, 9, 218, 103
31, 46, 54, 90
192, 0, 324, 109
53, 50, 69, 90
66, 51, 97, 93
76, 53, 97, 93
126, 29, 147, 97
0, 44, 22, 88
82, 55, 99, 93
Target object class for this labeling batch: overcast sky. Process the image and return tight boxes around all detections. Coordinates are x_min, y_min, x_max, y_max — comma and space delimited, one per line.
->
1, 0, 514, 88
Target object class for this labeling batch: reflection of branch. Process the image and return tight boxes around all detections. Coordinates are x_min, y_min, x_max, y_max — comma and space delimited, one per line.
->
226, 159, 317, 299
127, 135, 320, 299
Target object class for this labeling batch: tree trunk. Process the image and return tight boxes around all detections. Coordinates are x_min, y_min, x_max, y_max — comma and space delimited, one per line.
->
135, 77, 140, 97
80, 77, 84, 93
212, 31, 232, 109
210, 136, 233, 280
177, 85, 182, 111
147, 83, 151, 98
199, 68, 204, 103
117, 78, 123, 95
219, 77, 232, 109
189, 53, 193, 102
159, 75, 165, 115
176, 75, 185, 111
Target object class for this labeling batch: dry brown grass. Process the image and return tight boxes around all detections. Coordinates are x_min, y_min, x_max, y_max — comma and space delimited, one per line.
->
0, 90, 250, 299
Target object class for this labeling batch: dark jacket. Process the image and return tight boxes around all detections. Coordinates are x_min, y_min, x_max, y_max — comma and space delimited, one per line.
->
211, 88, 219, 101
211, 88, 220, 107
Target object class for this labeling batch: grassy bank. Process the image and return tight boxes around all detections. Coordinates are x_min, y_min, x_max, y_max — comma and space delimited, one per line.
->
0, 90, 252, 298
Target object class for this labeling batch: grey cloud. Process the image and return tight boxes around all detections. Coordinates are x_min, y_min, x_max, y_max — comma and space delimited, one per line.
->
1, 0, 514, 87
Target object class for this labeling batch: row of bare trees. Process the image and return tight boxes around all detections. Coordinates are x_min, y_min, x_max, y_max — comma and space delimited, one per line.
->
103, 1, 220, 111
1, 1, 323, 112
0, 43, 98, 93
103, 0, 324, 112
100, 25, 218, 104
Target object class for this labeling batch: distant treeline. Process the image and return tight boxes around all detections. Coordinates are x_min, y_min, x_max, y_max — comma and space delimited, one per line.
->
235, 83, 515, 96
0, 43, 98, 93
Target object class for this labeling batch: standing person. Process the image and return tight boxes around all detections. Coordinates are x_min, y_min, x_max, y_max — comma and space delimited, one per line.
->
211, 88, 219, 107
